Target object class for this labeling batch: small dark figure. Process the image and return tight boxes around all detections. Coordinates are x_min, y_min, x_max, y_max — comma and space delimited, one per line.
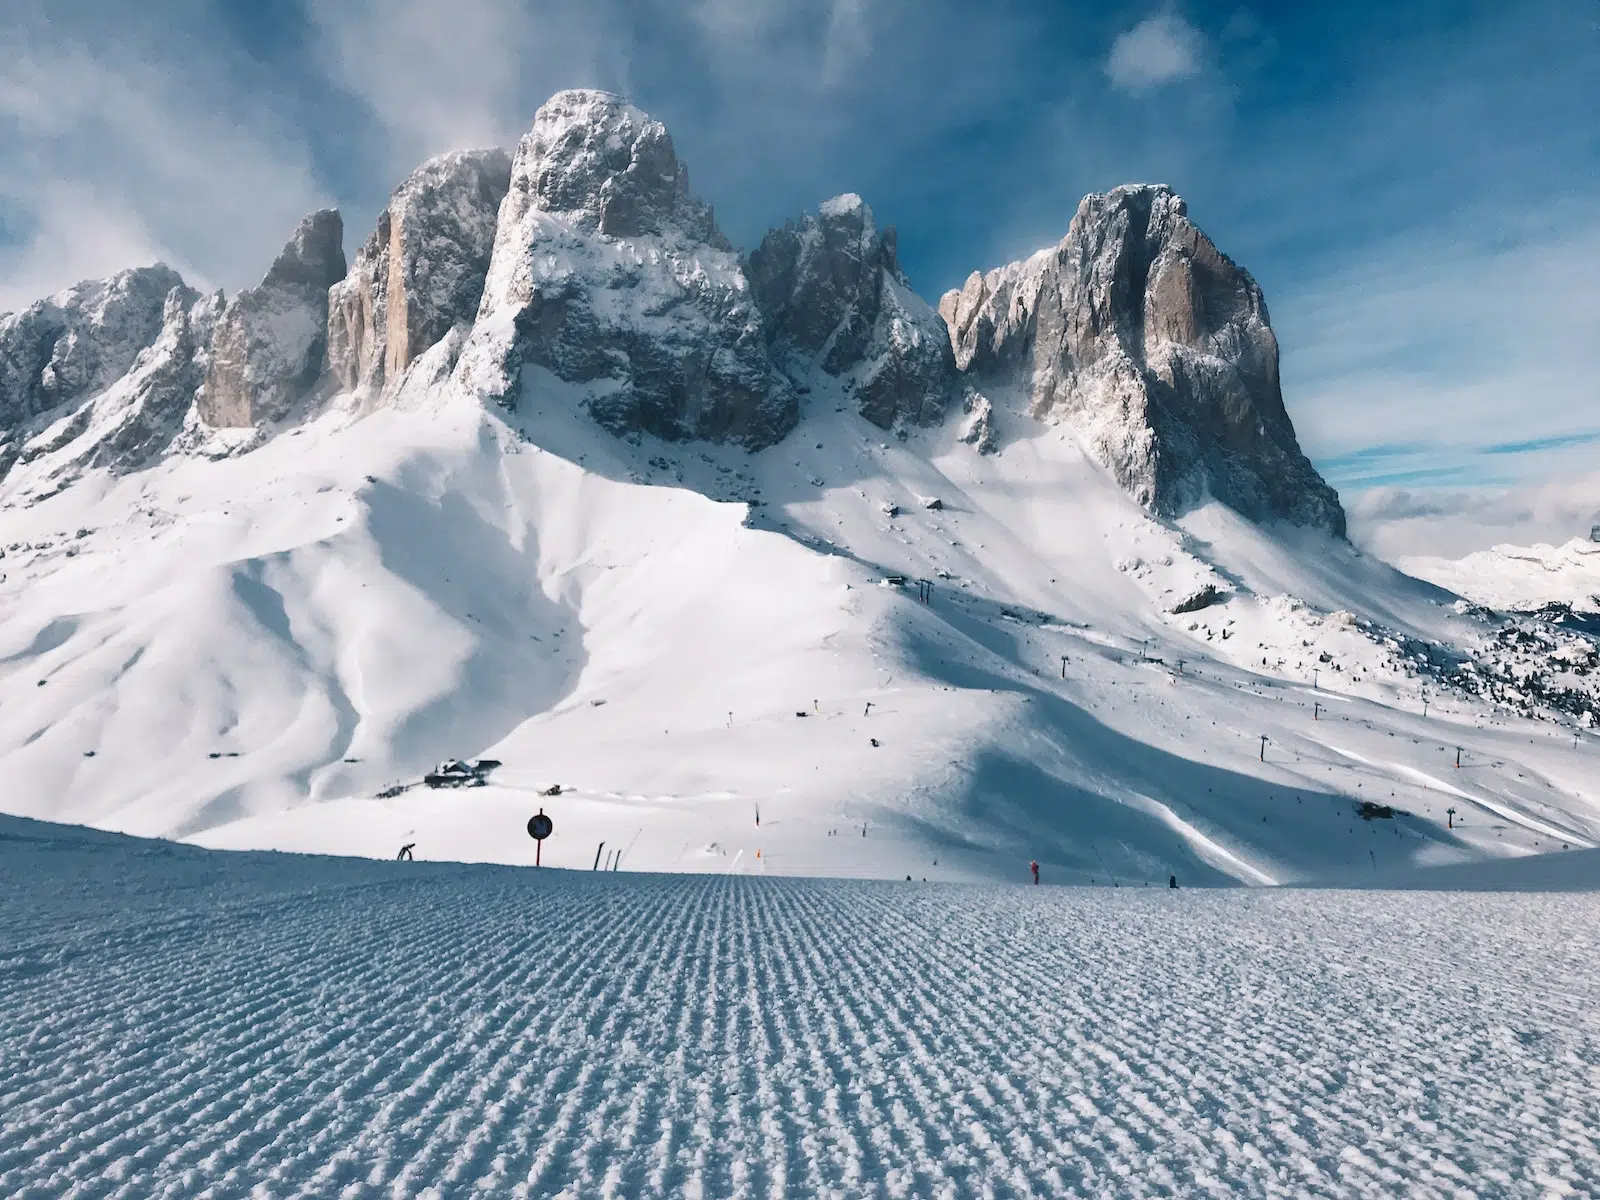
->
1169, 874, 1178, 889
870, 738, 879, 747
397, 843, 415, 861
1030, 859, 1039, 885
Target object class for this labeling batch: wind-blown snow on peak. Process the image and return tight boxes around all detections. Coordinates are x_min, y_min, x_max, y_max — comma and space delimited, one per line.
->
453, 92, 796, 449
748, 193, 957, 431
200, 209, 346, 428
940, 184, 1345, 535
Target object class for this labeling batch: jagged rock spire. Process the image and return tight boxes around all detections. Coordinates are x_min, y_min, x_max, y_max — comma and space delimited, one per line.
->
201, 210, 346, 428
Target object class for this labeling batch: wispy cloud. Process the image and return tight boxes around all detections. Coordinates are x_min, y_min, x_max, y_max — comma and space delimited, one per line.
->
1348, 472, 1600, 560
306, 0, 632, 186
0, 0, 328, 309
1278, 210, 1600, 489
1105, 13, 1204, 90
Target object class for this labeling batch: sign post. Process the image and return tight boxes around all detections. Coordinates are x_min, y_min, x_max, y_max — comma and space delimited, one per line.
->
527, 808, 554, 866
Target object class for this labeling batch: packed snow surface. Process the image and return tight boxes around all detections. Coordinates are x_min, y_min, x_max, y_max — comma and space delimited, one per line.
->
3, 815, 1598, 1199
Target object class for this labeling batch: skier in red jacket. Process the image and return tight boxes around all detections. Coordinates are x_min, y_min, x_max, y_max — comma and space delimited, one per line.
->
1030, 859, 1039, 885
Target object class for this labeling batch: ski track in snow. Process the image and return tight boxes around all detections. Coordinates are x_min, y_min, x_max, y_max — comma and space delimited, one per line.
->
3, 827, 1599, 1198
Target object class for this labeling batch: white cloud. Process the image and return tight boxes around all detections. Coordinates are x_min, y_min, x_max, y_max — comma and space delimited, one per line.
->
1105, 14, 1204, 91
689, 0, 876, 91
0, 5, 328, 309
821, 0, 873, 86
1347, 472, 1600, 561
1276, 210, 1600, 486
306, 0, 630, 184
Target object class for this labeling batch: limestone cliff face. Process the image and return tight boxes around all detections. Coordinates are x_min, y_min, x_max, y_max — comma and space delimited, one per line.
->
454, 90, 796, 450
201, 210, 346, 428
941, 185, 1344, 534
327, 149, 511, 398
748, 194, 956, 431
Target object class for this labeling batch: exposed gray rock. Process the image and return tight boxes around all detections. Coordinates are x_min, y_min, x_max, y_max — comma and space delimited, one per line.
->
520, 90, 723, 245
23, 288, 224, 489
327, 149, 511, 398
0, 265, 187, 433
940, 185, 1344, 534
201, 210, 345, 427
748, 194, 955, 430
455, 90, 796, 450
1171, 584, 1223, 614
959, 390, 998, 455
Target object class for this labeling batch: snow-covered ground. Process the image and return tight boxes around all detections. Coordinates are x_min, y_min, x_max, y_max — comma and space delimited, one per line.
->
2, 373, 1598, 886
2, 814, 1597, 1198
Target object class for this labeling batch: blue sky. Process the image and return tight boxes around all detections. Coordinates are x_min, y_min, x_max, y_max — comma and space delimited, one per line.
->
1, 0, 1596, 521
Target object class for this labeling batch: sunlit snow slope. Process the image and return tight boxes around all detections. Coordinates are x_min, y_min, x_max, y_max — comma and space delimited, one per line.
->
2, 375, 1597, 884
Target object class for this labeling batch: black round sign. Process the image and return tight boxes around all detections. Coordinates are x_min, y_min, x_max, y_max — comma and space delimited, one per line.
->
527, 812, 554, 840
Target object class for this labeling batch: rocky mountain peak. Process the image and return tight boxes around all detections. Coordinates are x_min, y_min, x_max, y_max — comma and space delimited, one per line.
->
327, 149, 512, 398
514, 89, 722, 246
453, 93, 794, 449
941, 184, 1345, 534
748, 193, 955, 430
260, 209, 346, 293
200, 210, 346, 428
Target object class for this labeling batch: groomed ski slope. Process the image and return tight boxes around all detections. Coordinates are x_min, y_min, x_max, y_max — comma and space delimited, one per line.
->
3, 816, 1598, 1199
1, 374, 1597, 884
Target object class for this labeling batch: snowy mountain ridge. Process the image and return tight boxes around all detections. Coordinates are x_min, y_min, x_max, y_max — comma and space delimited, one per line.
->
1402, 537, 1600, 616
1, 89, 1596, 883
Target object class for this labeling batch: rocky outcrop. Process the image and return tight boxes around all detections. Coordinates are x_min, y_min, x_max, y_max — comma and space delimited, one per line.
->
76, 287, 223, 473
940, 185, 1344, 534
454, 90, 796, 450
748, 194, 955, 430
0, 284, 223, 491
201, 210, 345, 427
327, 149, 511, 398
0, 265, 187, 433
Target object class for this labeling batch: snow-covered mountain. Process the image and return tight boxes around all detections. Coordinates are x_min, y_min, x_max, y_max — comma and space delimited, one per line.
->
1402, 537, 1600, 616
1, 89, 1596, 884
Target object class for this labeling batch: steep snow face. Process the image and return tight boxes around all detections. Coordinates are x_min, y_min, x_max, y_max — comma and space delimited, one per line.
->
454, 90, 797, 450
748, 194, 956, 430
327, 149, 512, 400
1402, 538, 1600, 614
940, 185, 1345, 535
3, 364, 1597, 887
201, 210, 346, 428
0, 266, 189, 477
